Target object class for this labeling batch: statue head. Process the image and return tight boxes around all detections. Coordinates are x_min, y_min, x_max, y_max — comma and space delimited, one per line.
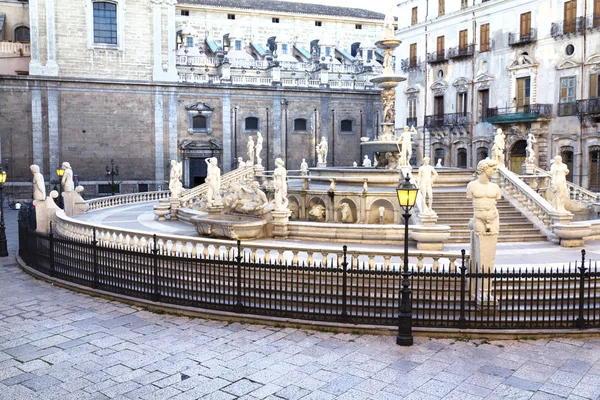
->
210, 157, 217, 165
257, 131, 262, 137
251, 181, 260, 190
30, 164, 40, 174
62, 161, 71, 169
554, 155, 563, 163
476, 158, 499, 177
423, 157, 430, 165
404, 126, 409, 131
364, 155, 368, 159
302, 158, 306, 162
497, 128, 503, 135
238, 157, 243, 162
275, 157, 284, 167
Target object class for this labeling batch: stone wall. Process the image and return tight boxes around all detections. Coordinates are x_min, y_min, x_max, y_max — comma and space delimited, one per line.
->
0, 0, 29, 42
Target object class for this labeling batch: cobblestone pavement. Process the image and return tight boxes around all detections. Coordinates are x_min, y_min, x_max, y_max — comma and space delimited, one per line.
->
3, 211, 600, 399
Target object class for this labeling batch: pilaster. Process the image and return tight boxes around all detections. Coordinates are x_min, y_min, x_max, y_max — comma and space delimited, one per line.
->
222, 91, 232, 172
168, 91, 178, 161
165, 0, 178, 81
29, 0, 43, 74
32, 89, 44, 173
45, 0, 58, 75
48, 89, 59, 171
154, 90, 165, 182
152, 0, 164, 81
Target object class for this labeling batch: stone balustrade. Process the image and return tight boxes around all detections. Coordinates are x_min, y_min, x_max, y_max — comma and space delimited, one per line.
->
526, 165, 599, 206
0, 41, 30, 55
178, 165, 255, 208
86, 191, 171, 211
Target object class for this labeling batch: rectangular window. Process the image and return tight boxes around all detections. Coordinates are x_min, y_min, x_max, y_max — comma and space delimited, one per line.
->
480, 24, 490, 52
281, 44, 288, 54
595, 0, 600, 28
564, 0, 576, 33
461, 0, 468, 9
590, 73, 599, 98
228, 14, 235, 20
436, 35, 445, 56
315, 21, 322, 27
180, 10, 189, 16
355, 24, 362, 29
411, 7, 418, 25
457, 92, 468, 114
186, 37, 193, 47
560, 77, 576, 103
516, 77, 531, 109
434, 96, 444, 116
520, 12, 531, 39
438, 0, 445, 16
93, 2, 117, 45
138, 183, 149, 193
408, 98, 417, 119
325, 47, 331, 56
459, 29, 468, 52
409, 43, 417, 67
235, 40, 242, 51
479, 89, 490, 122
272, 17, 280, 23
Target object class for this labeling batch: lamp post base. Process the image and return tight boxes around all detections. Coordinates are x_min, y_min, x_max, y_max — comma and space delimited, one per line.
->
396, 312, 413, 346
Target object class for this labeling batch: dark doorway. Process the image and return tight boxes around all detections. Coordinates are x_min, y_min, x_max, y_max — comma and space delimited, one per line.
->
510, 140, 527, 175
560, 147, 574, 183
189, 158, 208, 187
457, 148, 467, 168
477, 147, 488, 163
434, 96, 444, 126
479, 90, 489, 122
589, 147, 600, 191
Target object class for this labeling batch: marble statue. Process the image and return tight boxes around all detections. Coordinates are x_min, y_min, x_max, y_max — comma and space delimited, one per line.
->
31, 164, 46, 201
61, 162, 74, 192
168, 160, 183, 198
417, 157, 438, 215
550, 155, 569, 213
237, 157, 246, 169
382, 89, 396, 125
400, 126, 413, 167
378, 206, 386, 224
362, 155, 372, 167
491, 128, 505, 166
383, 48, 394, 74
383, 7, 395, 40
340, 203, 354, 223
273, 157, 289, 211
373, 159, 378, 167
309, 203, 326, 221
436, 158, 443, 168
353, 161, 358, 167
205, 157, 222, 206
238, 181, 269, 214
247, 136, 255, 167
255, 132, 263, 167
300, 158, 309, 176
466, 158, 502, 301
526, 132, 537, 165
316, 136, 328, 165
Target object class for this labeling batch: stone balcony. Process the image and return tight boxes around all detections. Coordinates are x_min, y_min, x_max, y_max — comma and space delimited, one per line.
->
424, 112, 469, 128
0, 41, 30, 75
486, 104, 553, 123
551, 17, 586, 38
426, 51, 448, 64
576, 98, 600, 121
508, 28, 537, 46
448, 44, 474, 59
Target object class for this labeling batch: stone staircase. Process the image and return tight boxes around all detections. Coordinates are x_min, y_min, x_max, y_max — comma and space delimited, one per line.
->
432, 189, 547, 243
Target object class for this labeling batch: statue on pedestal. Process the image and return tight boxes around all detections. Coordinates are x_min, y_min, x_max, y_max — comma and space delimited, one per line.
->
417, 157, 438, 215
61, 162, 74, 193
362, 155, 372, 167
491, 128, 505, 166
31, 164, 46, 202
526, 132, 537, 165
300, 158, 309, 176
237, 157, 246, 169
316, 136, 328, 165
550, 155, 569, 213
399, 126, 413, 167
205, 157, 222, 206
435, 158, 443, 168
382, 89, 396, 125
273, 158, 289, 211
255, 132, 263, 167
168, 160, 183, 199
247, 136, 255, 167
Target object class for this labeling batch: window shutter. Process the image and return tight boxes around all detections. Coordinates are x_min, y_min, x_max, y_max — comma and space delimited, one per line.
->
591, 74, 598, 98
520, 12, 531, 37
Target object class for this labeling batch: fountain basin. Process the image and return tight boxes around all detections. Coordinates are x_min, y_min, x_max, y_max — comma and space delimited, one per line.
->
191, 214, 267, 240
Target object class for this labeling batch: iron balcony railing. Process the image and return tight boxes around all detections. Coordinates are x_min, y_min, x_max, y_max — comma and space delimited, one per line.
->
586, 14, 600, 30
400, 57, 419, 72
424, 112, 469, 128
551, 17, 586, 38
508, 28, 537, 46
576, 98, 600, 117
557, 102, 578, 117
448, 44, 474, 59
479, 39, 494, 52
486, 104, 553, 120
426, 51, 448, 64
406, 117, 418, 127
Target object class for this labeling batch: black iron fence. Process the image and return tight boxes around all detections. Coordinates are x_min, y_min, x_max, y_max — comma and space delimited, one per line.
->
18, 223, 600, 329
424, 113, 470, 128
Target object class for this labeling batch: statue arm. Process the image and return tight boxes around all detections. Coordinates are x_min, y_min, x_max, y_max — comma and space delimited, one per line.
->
466, 182, 473, 199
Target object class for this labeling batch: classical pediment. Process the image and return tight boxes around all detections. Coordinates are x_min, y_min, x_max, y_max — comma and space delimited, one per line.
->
180, 138, 222, 150
430, 80, 448, 96
585, 54, 600, 65
508, 53, 538, 70
453, 77, 471, 93
405, 85, 420, 95
474, 73, 494, 90
185, 102, 214, 112
556, 59, 580, 70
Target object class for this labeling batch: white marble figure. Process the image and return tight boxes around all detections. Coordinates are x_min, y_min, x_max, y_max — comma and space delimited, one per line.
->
300, 158, 309, 176
382, 89, 396, 126
273, 157, 289, 211
247, 136, 255, 167
550, 155, 569, 213
467, 159, 502, 235
417, 157, 438, 215
435, 158, 443, 168
526, 132, 537, 165
378, 206, 386, 224
205, 157, 222, 206
238, 181, 269, 214
383, 7, 395, 40
31, 164, 46, 201
309, 204, 326, 221
353, 162, 357, 167
168, 160, 183, 198
400, 126, 413, 167
491, 128, 505, 166
255, 132, 263, 167
316, 136, 328, 165
383, 48, 394, 74
340, 203, 354, 223
362, 155, 372, 167
61, 162, 74, 192
237, 157, 246, 169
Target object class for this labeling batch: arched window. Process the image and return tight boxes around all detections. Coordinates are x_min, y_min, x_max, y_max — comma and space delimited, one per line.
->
590, 146, 600, 191
193, 115, 207, 130
477, 147, 488, 163
294, 118, 307, 132
434, 148, 445, 165
93, 2, 118, 45
245, 117, 259, 131
14, 26, 30, 43
561, 146, 574, 183
340, 119, 353, 133
457, 148, 467, 168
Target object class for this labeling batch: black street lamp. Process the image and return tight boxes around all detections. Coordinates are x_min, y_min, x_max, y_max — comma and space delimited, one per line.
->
395, 173, 418, 346
56, 166, 64, 208
106, 159, 119, 196
0, 170, 8, 257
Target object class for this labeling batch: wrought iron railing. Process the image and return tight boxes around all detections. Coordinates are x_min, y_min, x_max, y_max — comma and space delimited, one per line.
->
558, 102, 578, 117
551, 17, 586, 37
400, 57, 419, 72
406, 117, 418, 127
508, 28, 537, 46
426, 51, 447, 64
424, 113, 469, 128
576, 98, 600, 118
19, 223, 600, 329
479, 40, 493, 52
448, 44, 474, 59
487, 104, 553, 119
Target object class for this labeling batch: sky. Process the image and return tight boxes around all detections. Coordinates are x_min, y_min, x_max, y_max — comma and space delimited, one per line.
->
280, 0, 394, 14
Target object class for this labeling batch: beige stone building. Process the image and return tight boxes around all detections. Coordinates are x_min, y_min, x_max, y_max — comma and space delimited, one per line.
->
0, 0, 387, 199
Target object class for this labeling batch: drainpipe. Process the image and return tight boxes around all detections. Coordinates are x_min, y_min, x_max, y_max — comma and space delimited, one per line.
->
266, 107, 270, 170
314, 108, 318, 166
331, 109, 335, 166
233, 107, 238, 168
471, 11, 477, 168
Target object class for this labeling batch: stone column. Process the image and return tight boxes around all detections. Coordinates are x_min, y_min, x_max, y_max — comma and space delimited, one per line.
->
151, 0, 163, 81
48, 89, 59, 172
168, 91, 178, 162
165, 0, 178, 81
29, 0, 43, 74
45, 0, 59, 75
154, 90, 165, 182
32, 89, 44, 173
222, 92, 232, 172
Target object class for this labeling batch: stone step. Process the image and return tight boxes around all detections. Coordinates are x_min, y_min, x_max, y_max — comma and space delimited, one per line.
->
446, 234, 548, 243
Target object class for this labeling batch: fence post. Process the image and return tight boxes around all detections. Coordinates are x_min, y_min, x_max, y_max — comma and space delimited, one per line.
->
235, 240, 245, 312
459, 249, 466, 329
48, 222, 55, 278
576, 249, 587, 329
92, 228, 99, 288
340, 245, 349, 322
152, 234, 160, 302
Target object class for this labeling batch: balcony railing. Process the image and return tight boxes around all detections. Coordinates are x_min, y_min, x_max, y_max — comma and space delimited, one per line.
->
576, 98, 600, 118
0, 41, 31, 56
486, 104, 553, 123
557, 102, 578, 117
406, 117, 418, 127
424, 113, 469, 128
586, 14, 600, 30
426, 51, 447, 64
551, 17, 585, 38
479, 40, 494, 53
508, 28, 537, 46
448, 44, 474, 59
400, 57, 419, 72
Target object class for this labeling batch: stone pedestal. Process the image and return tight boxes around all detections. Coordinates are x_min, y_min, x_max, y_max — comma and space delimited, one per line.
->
419, 213, 438, 226
522, 163, 536, 175
470, 230, 498, 306
62, 191, 75, 217
169, 199, 179, 221
410, 224, 450, 251
550, 211, 574, 225
271, 210, 291, 238
253, 165, 264, 180
153, 203, 170, 221
553, 223, 591, 247
317, 162, 327, 168
206, 203, 224, 214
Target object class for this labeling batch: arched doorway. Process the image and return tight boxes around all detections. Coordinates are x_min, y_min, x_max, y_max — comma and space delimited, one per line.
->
560, 146, 574, 183
510, 140, 527, 174
476, 147, 488, 164
457, 148, 467, 168
589, 146, 600, 191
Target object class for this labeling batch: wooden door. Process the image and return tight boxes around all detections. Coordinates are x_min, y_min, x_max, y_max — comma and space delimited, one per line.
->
520, 12, 531, 39
480, 24, 489, 52
437, 36, 445, 58
595, 0, 600, 27
412, 7, 417, 25
459, 30, 468, 52
564, 1, 576, 33
434, 96, 444, 126
410, 43, 417, 67
438, 0, 445, 16
479, 89, 489, 122
516, 77, 531, 110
